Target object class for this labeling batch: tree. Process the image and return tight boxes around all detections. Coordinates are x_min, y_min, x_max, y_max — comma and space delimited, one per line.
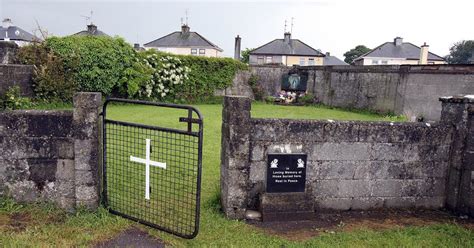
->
241, 48, 253, 63
343, 45, 371, 64
446, 40, 474, 64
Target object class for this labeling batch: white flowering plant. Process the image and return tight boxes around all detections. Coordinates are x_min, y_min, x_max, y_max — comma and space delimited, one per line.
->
140, 53, 190, 100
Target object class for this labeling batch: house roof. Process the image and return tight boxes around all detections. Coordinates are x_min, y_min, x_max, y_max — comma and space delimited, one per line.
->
324, 55, 348, 65
144, 27, 223, 52
250, 36, 324, 57
73, 24, 109, 37
355, 40, 445, 62
0, 26, 37, 42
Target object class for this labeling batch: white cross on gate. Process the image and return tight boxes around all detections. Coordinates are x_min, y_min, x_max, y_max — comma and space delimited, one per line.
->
130, 139, 166, 200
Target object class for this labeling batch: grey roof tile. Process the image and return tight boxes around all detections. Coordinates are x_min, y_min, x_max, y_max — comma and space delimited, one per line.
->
0, 26, 37, 41
250, 39, 324, 56
144, 31, 223, 51
356, 41, 445, 61
324, 55, 348, 65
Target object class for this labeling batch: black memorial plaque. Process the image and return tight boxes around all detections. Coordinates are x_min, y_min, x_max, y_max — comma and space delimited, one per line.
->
266, 154, 307, 193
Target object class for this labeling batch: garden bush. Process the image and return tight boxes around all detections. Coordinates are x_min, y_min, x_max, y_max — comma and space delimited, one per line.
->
19, 36, 247, 103
139, 50, 248, 102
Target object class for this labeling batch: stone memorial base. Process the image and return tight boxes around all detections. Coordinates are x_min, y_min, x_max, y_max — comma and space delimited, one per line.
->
259, 192, 314, 222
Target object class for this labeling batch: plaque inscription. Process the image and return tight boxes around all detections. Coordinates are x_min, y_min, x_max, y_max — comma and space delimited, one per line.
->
266, 154, 307, 193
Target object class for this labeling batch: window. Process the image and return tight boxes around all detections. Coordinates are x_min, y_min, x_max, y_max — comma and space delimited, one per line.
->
199, 49, 205, 55
372, 60, 379, 65
257, 56, 264, 64
308, 58, 315, 65
299, 57, 305, 66
265, 56, 273, 63
381, 60, 388, 65
191, 48, 197, 55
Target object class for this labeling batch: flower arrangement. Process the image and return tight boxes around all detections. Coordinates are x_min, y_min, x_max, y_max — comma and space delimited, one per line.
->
273, 90, 306, 104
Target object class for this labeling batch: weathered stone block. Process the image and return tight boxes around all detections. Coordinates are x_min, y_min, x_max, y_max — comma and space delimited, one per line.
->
314, 161, 359, 180
313, 179, 371, 198
351, 197, 384, 210
27, 158, 57, 189
75, 185, 98, 202
370, 143, 419, 162
249, 161, 265, 183
311, 142, 371, 161
315, 198, 352, 210
55, 159, 75, 180
371, 179, 405, 197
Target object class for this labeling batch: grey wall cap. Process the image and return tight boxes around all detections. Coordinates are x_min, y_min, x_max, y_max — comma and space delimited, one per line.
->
439, 95, 474, 103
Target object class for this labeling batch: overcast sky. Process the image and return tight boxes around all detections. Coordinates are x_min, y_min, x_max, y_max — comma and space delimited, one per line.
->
1, 0, 473, 59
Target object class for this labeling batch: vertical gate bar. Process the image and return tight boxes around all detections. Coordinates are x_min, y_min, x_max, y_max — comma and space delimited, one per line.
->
187, 109, 192, 132
102, 99, 109, 207
191, 108, 203, 238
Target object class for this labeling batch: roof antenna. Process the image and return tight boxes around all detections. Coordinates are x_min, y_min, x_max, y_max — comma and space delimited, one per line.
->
80, 10, 93, 26
290, 17, 294, 34
185, 9, 189, 25
181, 17, 184, 25
284, 19, 287, 33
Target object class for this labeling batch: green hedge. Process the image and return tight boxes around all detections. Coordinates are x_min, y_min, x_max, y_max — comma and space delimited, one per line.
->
139, 50, 247, 102
19, 36, 247, 103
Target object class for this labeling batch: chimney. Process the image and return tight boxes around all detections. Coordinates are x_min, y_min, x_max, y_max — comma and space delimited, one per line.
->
284, 32, 291, 43
134, 43, 140, 50
2, 18, 13, 28
181, 24, 190, 34
394, 37, 403, 46
234, 35, 241, 60
419, 42, 429, 65
87, 23, 97, 34
325, 52, 330, 56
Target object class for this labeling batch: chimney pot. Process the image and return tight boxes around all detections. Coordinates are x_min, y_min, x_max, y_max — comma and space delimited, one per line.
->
87, 24, 97, 34
394, 37, 403, 46
2, 18, 13, 28
284, 32, 291, 43
234, 35, 241, 60
181, 24, 190, 34
419, 42, 429, 65
326, 52, 330, 56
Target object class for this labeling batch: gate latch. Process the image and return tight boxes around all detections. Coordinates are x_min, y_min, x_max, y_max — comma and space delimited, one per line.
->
179, 117, 202, 132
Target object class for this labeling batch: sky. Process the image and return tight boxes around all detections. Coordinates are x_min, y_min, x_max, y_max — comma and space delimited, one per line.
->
1, 0, 473, 59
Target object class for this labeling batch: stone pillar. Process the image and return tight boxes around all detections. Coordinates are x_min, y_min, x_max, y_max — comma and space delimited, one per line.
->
440, 95, 474, 217
73, 92, 101, 209
221, 96, 252, 219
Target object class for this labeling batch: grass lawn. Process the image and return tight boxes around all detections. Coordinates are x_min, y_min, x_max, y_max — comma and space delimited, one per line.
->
1, 102, 473, 247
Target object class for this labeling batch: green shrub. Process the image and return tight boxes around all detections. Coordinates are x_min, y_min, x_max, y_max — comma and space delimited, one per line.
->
45, 36, 147, 96
248, 74, 265, 101
298, 93, 315, 105
1, 86, 35, 110
140, 50, 248, 102
18, 43, 78, 102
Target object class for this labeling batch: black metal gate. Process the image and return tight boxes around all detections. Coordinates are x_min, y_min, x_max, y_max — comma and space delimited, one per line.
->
102, 98, 203, 239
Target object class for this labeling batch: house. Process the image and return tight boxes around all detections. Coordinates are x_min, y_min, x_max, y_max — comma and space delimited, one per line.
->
353, 37, 446, 65
0, 18, 37, 46
249, 32, 325, 66
323, 52, 348, 65
144, 24, 223, 57
73, 23, 109, 36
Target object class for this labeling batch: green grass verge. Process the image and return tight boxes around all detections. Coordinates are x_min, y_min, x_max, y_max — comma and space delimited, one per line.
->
3, 103, 473, 247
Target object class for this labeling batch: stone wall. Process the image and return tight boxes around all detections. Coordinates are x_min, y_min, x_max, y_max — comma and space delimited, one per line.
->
0, 41, 19, 64
0, 92, 101, 210
0, 64, 34, 97
230, 65, 474, 121
220, 95, 474, 220
440, 95, 474, 217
